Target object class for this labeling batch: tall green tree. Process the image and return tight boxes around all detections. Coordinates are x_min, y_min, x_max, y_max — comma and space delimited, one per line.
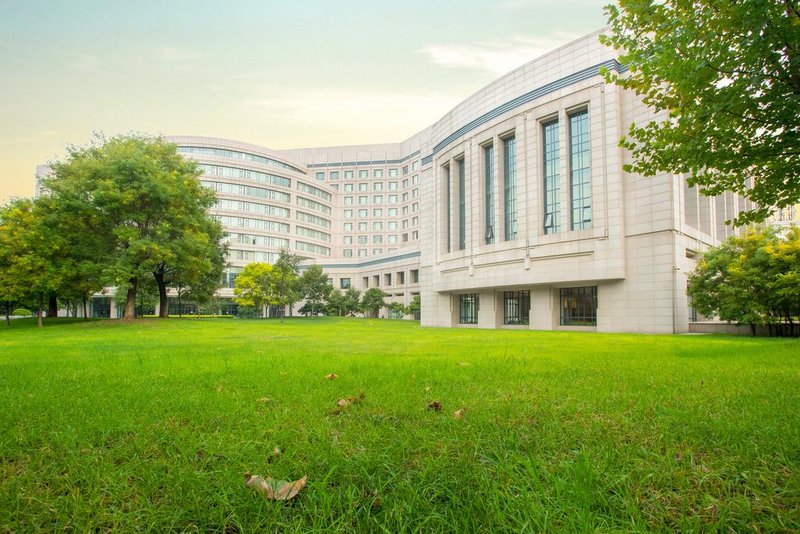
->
601, 0, 800, 224
361, 287, 387, 318
46, 134, 220, 319
0, 199, 63, 327
270, 249, 304, 322
325, 289, 346, 317
298, 264, 331, 316
342, 287, 362, 316
232, 262, 274, 319
688, 226, 800, 335
407, 294, 421, 320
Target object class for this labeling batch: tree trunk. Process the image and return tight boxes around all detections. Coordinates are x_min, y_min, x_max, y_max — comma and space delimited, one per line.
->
82, 296, 88, 321
124, 277, 138, 319
5, 300, 10, 326
154, 268, 169, 318
48, 293, 58, 318
178, 289, 183, 318
37, 292, 44, 328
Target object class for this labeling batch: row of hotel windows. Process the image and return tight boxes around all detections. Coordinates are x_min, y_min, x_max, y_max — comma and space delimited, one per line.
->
205, 182, 331, 217
227, 240, 332, 260
179, 146, 306, 175
341, 234, 416, 256
344, 203, 418, 218
343, 190, 419, 205
313, 161, 420, 181
338, 269, 420, 290
343, 234, 411, 245
343, 218, 417, 231
340, 177, 419, 193
457, 286, 597, 326
445, 109, 592, 252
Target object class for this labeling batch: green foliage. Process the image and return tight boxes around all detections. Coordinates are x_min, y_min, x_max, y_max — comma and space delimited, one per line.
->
361, 287, 387, 318
1, 319, 799, 531
46, 133, 223, 318
688, 226, 800, 334
232, 263, 274, 318
407, 294, 421, 317
601, 0, 800, 224
388, 301, 407, 318
11, 308, 32, 316
271, 249, 305, 319
298, 265, 331, 316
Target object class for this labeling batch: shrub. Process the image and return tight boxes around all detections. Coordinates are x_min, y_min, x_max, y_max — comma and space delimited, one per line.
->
11, 308, 33, 317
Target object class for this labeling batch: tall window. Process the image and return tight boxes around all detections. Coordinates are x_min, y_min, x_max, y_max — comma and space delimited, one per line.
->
458, 158, 466, 250
559, 286, 597, 326
484, 144, 495, 244
459, 294, 479, 324
444, 164, 451, 252
503, 136, 517, 241
569, 110, 591, 230
543, 119, 560, 234
503, 291, 529, 325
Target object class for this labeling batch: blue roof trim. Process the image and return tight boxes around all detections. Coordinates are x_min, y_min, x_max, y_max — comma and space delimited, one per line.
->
306, 150, 422, 169
314, 251, 421, 270
422, 59, 627, 164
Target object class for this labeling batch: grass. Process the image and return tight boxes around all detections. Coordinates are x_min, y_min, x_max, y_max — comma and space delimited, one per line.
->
1, 317, 798, 532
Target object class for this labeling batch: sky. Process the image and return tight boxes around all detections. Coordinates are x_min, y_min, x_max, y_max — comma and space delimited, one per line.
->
0, 0, 610, 204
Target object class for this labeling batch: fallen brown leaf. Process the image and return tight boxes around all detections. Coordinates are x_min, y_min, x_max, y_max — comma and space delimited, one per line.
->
257, 397, 271, 404
453, 408, 466, 419
325, 373, 339, 380
428, 400, 442, 412
337, 398, 351, 407
245, 473, 308, 501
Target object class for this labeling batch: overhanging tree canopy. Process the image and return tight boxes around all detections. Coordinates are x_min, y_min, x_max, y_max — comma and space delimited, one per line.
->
601, 0, 800, 224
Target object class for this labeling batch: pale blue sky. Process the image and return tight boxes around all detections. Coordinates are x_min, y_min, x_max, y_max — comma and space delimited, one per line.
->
0, 0, 610, 202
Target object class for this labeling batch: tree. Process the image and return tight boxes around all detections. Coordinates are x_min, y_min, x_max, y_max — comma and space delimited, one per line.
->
232, 263, 273, 318
342, 287, 362, 316
325, 289, 346, 317
298, 264, 331, 316
601, 1, 800, 225
388, 301, 407, 318
408, 294, 421, 320
688, 226, 800, 335
46, 134, 221, 319
270, 249, 304, 322
361, 287, 387, 318
0, 199, 63, 327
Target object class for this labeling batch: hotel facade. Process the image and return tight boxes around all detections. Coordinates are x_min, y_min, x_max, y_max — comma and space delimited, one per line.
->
41, 29, 753, 333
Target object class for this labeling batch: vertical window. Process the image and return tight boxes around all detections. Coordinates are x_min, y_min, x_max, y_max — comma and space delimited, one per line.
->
340, 278, 351, 289
484, 144, 495, 244
569, 110, 591, 230
503, 291, 529, 325
503, 136, 517, 241
559, 286, 597, 326
459, 294, 479, 324
543, 119, 561, 234
444, 164, 451, 252
458, 158, 466, 250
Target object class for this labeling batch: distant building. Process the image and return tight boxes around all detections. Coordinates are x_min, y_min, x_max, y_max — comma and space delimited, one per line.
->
37, 29, 755, 332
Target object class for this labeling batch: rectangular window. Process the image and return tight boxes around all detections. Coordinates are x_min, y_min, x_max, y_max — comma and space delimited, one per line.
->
389, 181, 398, 190
543, 119, 561, 234
385, 273, 392, 286
559, 286, 597, 326
358, 182, 368, 191
374, 169, 384, 178
503, 136, 517, 240
358, 249, 368, 257
358, 222, 368, 231
359, 170, 368, 178
373, 209, 383, 217
569, 109, 591, 230
359, 196, 368, 205
358, 209, 368, 217
484, 144, 495, 244
343, 222, 353, 231
503, 290, 530, 325
444, 164, 451, 252
330, 171, 340, 180
340, 278, 351, 289
315, 171, 325, 181
458, 158, 466, 250
459, 294, 479, 324
344, 170, 354, 179
344, 196, 353, 205
373, 195, 383, 204
373, 221, 383, 230
389, 168, 398, 177
410, 269, 419, 283
344, 183, 354, 192
373, 182, 383, 191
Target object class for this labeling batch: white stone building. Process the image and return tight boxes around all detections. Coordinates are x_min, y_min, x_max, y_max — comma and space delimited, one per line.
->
39, 29, 753, 331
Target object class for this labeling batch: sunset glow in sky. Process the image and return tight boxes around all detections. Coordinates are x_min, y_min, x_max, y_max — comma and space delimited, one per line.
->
0, 0, 609, 203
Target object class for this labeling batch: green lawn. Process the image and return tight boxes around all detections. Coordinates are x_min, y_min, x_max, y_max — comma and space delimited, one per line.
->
1, 318, 798, 532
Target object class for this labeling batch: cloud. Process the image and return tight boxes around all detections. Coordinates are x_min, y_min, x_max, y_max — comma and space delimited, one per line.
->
419, 34, 577, 76
241, 90, 462, 136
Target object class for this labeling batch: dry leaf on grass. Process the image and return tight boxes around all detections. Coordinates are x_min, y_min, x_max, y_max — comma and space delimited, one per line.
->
325, 373, 339, 380
337, 391, 365, 408
245, 473, 308, 501
427, 400, 442, 412
256, 397, 271, 404
453, 408, 466, 419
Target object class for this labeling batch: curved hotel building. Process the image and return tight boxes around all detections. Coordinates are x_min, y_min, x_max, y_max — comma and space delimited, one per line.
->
44, 29, 752, 333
